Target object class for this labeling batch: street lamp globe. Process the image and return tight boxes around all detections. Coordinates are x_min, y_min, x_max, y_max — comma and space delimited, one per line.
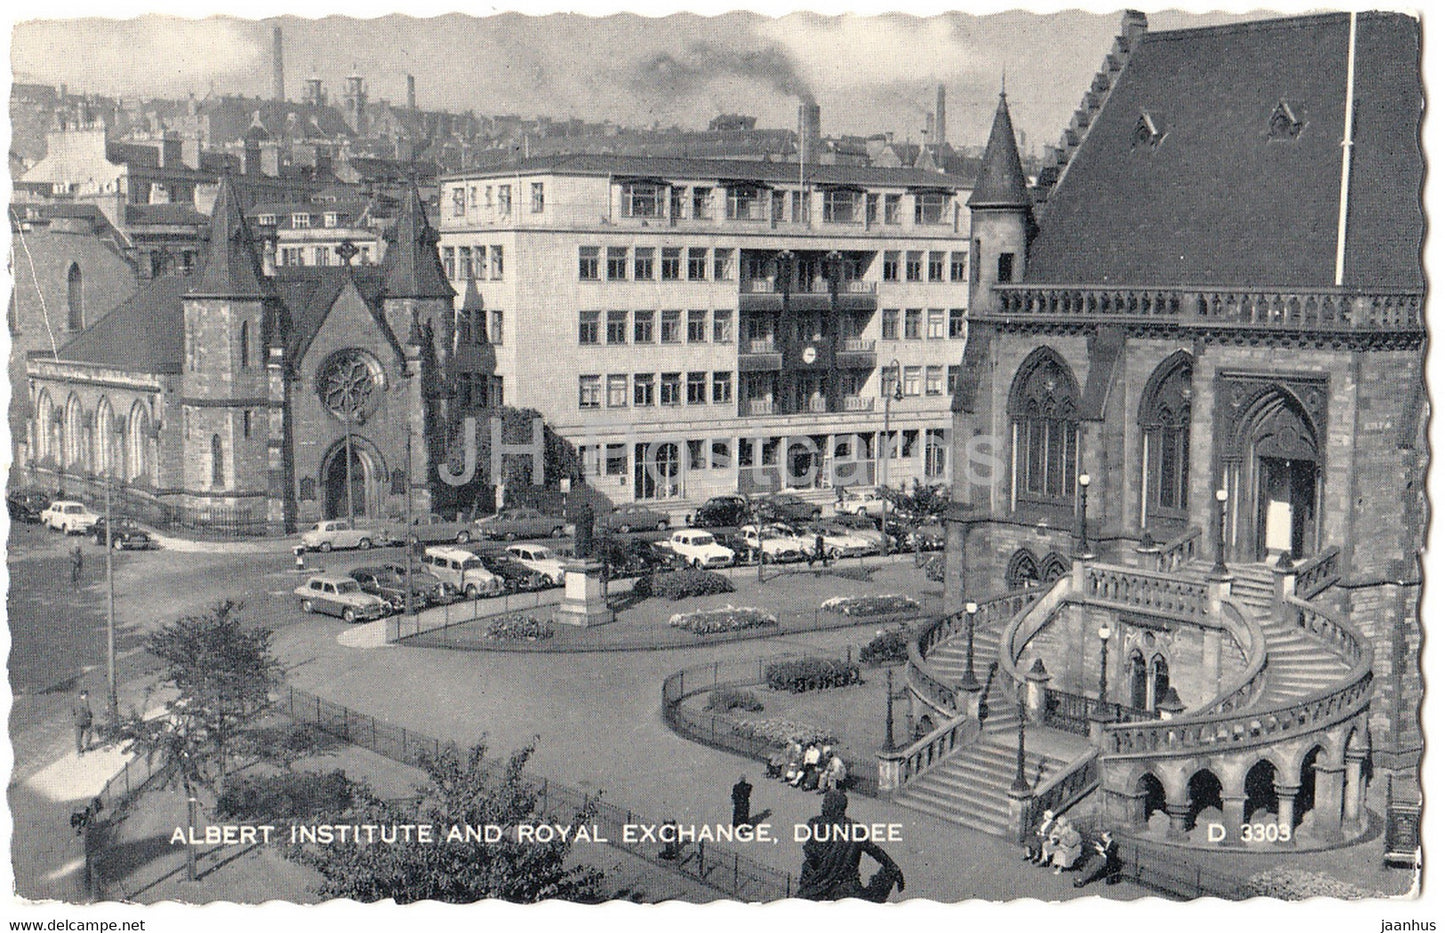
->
1098, 623, 1112, 641
1079, 472, 1091, 488
1216, 488, 1228, 503
965, 601, 978, 615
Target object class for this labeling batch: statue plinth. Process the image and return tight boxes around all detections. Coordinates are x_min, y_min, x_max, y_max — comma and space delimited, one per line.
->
552, 559, 613, 628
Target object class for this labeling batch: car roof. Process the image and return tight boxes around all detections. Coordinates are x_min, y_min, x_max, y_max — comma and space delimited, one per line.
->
308, 574, 356, 584
424, 546, 477, 560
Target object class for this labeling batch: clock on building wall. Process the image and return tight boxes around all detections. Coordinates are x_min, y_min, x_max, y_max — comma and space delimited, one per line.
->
802, 344, 818, 365
316, 348, 385, 423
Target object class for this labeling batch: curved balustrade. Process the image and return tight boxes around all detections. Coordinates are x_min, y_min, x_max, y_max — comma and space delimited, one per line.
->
906, 588, 1042, 719
1023, 749, 1100, 836
998, 576, 1074, 686
1284, 595, 1367, 667
1151, 527, 1201, 573
1293, 547, 1341, 600
879, 713, 976, 787
1186, 600, 1268, 718
1080, 564, 1210, 621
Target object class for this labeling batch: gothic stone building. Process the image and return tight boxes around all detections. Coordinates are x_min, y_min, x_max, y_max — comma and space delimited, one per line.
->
909, 12, 1422, 850
22, 174, 478, 531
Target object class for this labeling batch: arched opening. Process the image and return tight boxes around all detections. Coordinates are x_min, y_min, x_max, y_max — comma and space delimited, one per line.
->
127, 402, 151, 484
1139, 352, 1193, 526
1005, 548, 1040, 590
1039, 551, 1069, 584
1186, 769, 1224, 833
1008, 347, 1081, 508
63, 395, 85, 470
211, 434, 225, 488
1295, 745, 1323, 828
321, 438, 384, 520
1135, 772, 1167, 829
1128, 650, 1148, 709
34, 390, 54, 462
1230, 389, 1322, 562
1150, 654, 1170, 710
1244, 759, 1280, 825
94, 398, 113, 478
67, 263, 84, 331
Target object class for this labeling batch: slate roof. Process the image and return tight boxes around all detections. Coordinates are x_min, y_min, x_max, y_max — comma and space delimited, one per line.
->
381, 185, 453, 300
1026, 12, 1423, 289
968, 94, 1031, 209
55, 275, 190, 374
189, 175, 271, 299
276, 266, 389, 363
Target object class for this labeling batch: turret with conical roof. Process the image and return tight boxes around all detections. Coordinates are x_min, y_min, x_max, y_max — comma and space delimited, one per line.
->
191, 172, 270, 299
967, 91, 1034, 313
381, 183, 454, 301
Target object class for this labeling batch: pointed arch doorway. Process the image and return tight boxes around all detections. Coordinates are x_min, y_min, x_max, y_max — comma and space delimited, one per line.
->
1220, 383, 1323, 563
321, 438, 385, 520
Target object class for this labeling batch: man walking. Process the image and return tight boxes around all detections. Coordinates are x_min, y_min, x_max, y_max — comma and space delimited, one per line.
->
73, 690, 94, 756
70, 544, 84, 588
731, 773, 752, 828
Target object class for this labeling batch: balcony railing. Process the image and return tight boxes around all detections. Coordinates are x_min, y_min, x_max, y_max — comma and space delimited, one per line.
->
842, 337, 877, 353
741, 279, 879, 296
843, 396, 875, 412
745, 398, 777, 416
743, 337, 777, 354
989, 284, 1424, 333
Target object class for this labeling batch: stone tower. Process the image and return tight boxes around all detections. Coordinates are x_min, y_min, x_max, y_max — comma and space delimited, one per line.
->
967, 91, 1034, 314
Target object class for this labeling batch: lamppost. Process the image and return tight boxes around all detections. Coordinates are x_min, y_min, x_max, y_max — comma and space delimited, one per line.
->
103, 468, 117, 726
1011, 680, 1030, 793
1077, 472, 1094, 559
1211, 487, 1230, 579
880, 358, 903, 554
884, 667, 897, 751
960, 600, 981, 692
1092, 622, 1113, 722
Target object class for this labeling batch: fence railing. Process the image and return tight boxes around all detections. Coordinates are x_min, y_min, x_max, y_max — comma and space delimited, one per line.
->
1293, 547, 1342, 600
388, 588, 560, 642
1150, 527, 1202, 573
282, 685, 797, 901
1041, 690, 1157, 736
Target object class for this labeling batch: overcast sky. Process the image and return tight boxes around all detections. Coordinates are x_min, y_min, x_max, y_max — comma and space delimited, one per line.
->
12, 7, 1291, 155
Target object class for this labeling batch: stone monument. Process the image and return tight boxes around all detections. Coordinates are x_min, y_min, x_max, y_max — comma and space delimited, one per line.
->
553, 499, 613, 628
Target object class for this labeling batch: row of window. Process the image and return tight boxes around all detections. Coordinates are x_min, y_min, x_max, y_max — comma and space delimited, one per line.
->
579, 245, 737, 283
255, 211, 354, 229
579, 372, 734, 410
881, 365, 958, 398
450, 182, 544, 217
615, 182, 955, 227
578, 429, 949, 479
579, 309, 733, 345
880, 308, 966, 340
454, 308, 503, 346
277, 244, 375, 268
880, 250, 968, 283
440, 245, 505, 281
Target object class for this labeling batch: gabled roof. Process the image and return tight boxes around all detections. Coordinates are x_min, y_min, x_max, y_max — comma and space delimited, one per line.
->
55, 275, 190, 374
967, 93, 1030, 210
189, 174, 271, 299
380, 184, 453, 300
1026, 12, 1423, 289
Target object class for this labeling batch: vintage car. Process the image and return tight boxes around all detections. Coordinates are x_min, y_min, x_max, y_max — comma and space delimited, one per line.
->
657, 529, 735, 569
473, 507, 567, 541
402, 512, 479, 545
420, 546, 505, 599
294, 574, 389, 623
349, 565, 452, 613
40, 500, 101, 535
799, 521, 879, 558
477, 551, 552, 592
503, 543, 568, 585
738, 524, 808, 563
593, 535, 683, 577
300, 519, 394, 552
597, 503, 671, 534
7, 488, 50, 524
757, 493, 822, 524
686, 495, 751, 529
831, 486, 888, 519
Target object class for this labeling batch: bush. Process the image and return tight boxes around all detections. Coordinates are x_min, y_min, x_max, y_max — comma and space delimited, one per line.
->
215, 769, 355, 820
859, 629, 910, 664
1237, 867, 1387, 900
922, 554, 945, 582
821, 594, 920, 617
484, 615, 555, 641
730, 717, 835, 747
649, 568, 735, 600
705, 687, 764, 713
765, 657, 861, 693
669, 605, 777, 636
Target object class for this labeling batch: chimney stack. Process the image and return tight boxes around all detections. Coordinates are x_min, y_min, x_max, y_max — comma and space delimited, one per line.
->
407, 74, 416, 110
935, 84, 947, 147
798, 102, 821, 165
272, 26, 285, 102
1122, 10, 1148, 49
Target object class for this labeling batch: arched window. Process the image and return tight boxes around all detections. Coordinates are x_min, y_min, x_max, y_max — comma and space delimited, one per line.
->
1040, 551, 1070, 584
127, 402, 150, 483
1005, 548, 1040, 590
94, 398, 113, 478
239, 320, 250, 369
1140, 354, 1193, 521
1009, 348, 1080, 506
63, 394, 84, 468
34, 390, 53, 462
67, 263, 84, 331
211, 434, 225, 488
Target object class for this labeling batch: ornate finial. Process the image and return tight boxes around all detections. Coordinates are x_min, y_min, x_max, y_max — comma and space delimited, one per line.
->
336, 239, 359, 267
1001, 69, 1007, 98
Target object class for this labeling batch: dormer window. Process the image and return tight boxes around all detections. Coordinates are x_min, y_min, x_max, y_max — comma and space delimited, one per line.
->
1132, 111, 1165, 150
256, 213, 276, 226
323, 212, 340, 228
1269, 100, 1306, 140
291, 212, 311, 229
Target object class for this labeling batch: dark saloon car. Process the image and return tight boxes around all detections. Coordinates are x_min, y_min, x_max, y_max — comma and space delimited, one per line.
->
477, 551, 551, 593
91, 518, 157, 549
349, 565, 451, 613
594, 535, 683, 578
687, 494, 751, 529
598, 503, 671, 534
7, 488, 50, 524
758, 493, 822, 524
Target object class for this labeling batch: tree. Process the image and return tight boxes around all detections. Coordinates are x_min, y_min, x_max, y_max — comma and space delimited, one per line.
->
290, 742, 605, 903
121, 600, 280, 798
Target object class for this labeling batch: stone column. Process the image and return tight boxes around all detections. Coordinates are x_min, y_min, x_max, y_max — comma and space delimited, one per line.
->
1343, 751, 1368, 829
1165, 803, 1191, 841
1112, 786, 1148, 829
1274, 782, 1300, 847
1024, 659, 1051, 724
1311, 761, 1346, 842
1221, 795, 1247, 847
1272, 559, 1296, 617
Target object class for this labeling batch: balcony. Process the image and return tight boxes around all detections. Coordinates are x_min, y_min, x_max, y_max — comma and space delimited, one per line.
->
745, 398, 777, 416
740, 278, 880, 314
836, 336, 878, 370
806, 397, 829, 414
744, 337, 777, 354
739, 336, 782, 372
843, 396, 875, 412
742, 278, 878, 295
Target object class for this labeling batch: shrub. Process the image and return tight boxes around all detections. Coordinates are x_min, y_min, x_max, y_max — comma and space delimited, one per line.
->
705, 687, 764, 713
484, 614, 555, 641
630, 574, 653, 599
215, 769, 355, 820
922, 554, 945, 583
669, 605, 777, 636
730, 717, 835, 747
821, 594, 920, 617
1237, 867, 1387, 900
859, 629, 910, 664
650, 568, 735, 600
765, 657, 861, 693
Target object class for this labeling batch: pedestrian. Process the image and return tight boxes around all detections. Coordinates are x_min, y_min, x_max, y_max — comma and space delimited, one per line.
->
1050, 816, 1084, 874
731, 773, 752, 828
1074, 830, 1122, 887
815, 533, 828, 568
1023, 809, 1056, 864
73, 690, 93, 756
70, 544, 84, 588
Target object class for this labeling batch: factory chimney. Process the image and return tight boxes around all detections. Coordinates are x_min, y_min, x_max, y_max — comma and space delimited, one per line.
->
798, 102, 821, 165
272, 26, 285, 101
935, 84, 946, 147
407, 74, 416, 110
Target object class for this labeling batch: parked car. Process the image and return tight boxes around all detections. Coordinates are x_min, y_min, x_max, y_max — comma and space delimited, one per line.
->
477, 551, 551, 592
827, 512, 891, 551
293, 574, 389, 623
800, 521, 878, 558
473, 507, 566, 541
758, 493, 822, 524
832, 486, 887, 519
91, 516, 137, 546
598, 503, 670, 534
41, 500, 101, 535
7, 488, 50, 524
402, 512, 479, 545
97, 524, 157, 551
712, 531, 761, 566
300, 519, 392, 552
594, 535, 682, 577
348, 565, 450, 613
658, 529, 735, 569
420, 546, 505, 599
739, 524, 807, 563
687, 494, 750, 529
504, 543, 568, 585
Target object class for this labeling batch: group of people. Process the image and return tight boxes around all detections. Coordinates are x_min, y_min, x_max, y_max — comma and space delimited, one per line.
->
766, 739, 848, 793
1023, 809, 1121, 887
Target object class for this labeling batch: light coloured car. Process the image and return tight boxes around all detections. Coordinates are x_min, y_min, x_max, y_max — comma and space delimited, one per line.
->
802, 522, 879, 558
504, 543, 568, 585
659, 529, 735, 569
739, 524, 807, 563
293, 574, 389, 623
41, 500, 100, 534
421, 546, 505, 599
832, 486, 887, 519
598, 503, 671, 534
403, 513, 478, 545
300, 519, 390, 552
473, 507, 566, 540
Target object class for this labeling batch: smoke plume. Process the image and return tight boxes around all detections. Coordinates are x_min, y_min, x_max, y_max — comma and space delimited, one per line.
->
630, 40, 815, 105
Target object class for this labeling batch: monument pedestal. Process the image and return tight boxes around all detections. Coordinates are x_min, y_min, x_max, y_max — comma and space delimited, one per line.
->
553, 559, 614, 628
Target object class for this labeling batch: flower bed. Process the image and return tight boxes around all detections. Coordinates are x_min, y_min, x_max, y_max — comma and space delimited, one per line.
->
705, 687, 764, 713
821, 593, 920, 617
859, 629, 910, 664
1237, 867, 1388, 900
730, 716, 836, 747
635, 568, 735, 601
484, 614, 556, 641
765, 657, 862, 693
669, 605, 778, 636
